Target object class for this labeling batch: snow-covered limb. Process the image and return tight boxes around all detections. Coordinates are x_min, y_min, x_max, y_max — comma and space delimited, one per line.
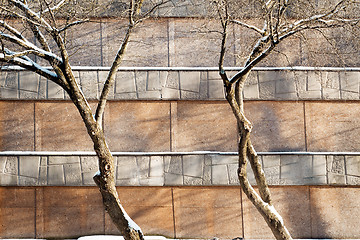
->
231, 20, 265, 35
37, 0, 68, 15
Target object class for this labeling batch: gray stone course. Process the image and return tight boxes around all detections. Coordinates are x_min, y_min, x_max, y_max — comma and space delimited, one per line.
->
1, 68, 359, 101
1, 153, 360, 186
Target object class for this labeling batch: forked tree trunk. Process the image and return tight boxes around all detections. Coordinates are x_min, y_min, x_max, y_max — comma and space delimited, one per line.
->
63, 76, 144, 240
224, 74, 293, 240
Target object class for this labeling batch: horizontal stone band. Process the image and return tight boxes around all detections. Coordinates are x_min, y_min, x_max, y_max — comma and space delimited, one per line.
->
1, 68, 359, 101
0, 153, 358, 186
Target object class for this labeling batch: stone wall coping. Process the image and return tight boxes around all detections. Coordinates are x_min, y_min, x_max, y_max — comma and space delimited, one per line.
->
3, 151, 360, 156
1, 152, 358, 186
2, 66, 360, 72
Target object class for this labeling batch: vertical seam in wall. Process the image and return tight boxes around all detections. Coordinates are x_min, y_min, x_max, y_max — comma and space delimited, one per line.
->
169, 102, 172, 152
167, 19, 170, 67
309, 186, 312, 238
240, 187, 245, 239
34, 188, 37, 238
303, 101, 308, 151
171, 188, 176, 238
100, 20, 104, 67
34, 102, 36, 151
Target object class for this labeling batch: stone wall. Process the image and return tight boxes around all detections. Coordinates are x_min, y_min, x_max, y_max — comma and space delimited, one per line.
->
1, 186, 360, 239
1, 68, 360, 100
1, 153, 359, 187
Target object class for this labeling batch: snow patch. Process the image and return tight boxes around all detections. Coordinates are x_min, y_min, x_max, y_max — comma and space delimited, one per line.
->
78, 236, 167, 240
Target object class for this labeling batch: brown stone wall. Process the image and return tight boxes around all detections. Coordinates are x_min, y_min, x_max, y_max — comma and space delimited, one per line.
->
2, 100, 360, 152
1, 186, 360, 239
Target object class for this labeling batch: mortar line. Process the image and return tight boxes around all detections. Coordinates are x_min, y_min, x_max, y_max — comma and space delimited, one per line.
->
303, 101, 308, 151
171, 188, 176, 238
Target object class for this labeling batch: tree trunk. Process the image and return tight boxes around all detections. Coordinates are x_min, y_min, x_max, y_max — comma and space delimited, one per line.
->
224, 76, 293, 240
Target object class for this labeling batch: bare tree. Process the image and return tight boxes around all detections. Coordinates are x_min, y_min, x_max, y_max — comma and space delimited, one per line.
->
214, 0, 359, 239
0, 0, 165, 239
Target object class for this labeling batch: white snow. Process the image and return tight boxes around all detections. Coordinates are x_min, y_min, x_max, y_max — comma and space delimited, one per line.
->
78, 236, 167, 240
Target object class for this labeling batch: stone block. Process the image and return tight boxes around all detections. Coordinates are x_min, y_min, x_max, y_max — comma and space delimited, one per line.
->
149, 156, 164, 177
211, 154, 238, 165
35, 102, 93, 151
135, 71, 147, 92
164, 172, 183, 185
47, 80, 64, 99
79, 71, 98, 99
199, 80, 208, 99
307, 71, 322, 91
306, 102, 360, 152
184, 176, 202, 185
262, 155, 280, 168
228, 163, 239, 185
66, 22, 102, 66
19, 90, 38, 99
0, 156, 6, 172
208, 80, 224, 99
117, 156, 137, 179
0, 174, 18, 185
38, 78, 47, 99
0, 207, 35, 238
259, 81, 276, 99
203, 164, 212, 185
49, 156, 80, 165
180, 90, 200, 99
323, 88, 340, 99
244, 84, 259, 99
346, 155, 360, 176
173, 102, 237, 152
340, 71, 359, 93
212, 165, 228, 185
173, 188, 242, 238
105, 189, 174, 237
105, 102, 171, 152
115, 71, 136, 93
0, 87, 18, 98
165, 71, 179, 89
19, 156, 40, 178
310, 187, 360, 238
19, 71, 39, 92
138, 91, 161, 99
147, 71, 161, 91
243, 187, 311, 239
64, 163, 82, 185
82, 172, 97, 186
346, 175, 360, 185
298, 90, 322, 99
114, 92, 137, 99
183, 155, 203, 178
341, 90, 359, 100
48, 165, 65, 185
38, 166, 47, 185
4, 71, 18, 89
328, 172, 346, 185
19, 176, 37, 185
102, 19, 168, 67
276, 79, 297, 94
179, 71, 201, 92
139, 176, 164, 186
313, 155, 327, 176
162, 87, 180, 99
80, 156, 98, 173
136, 156, 150, 178
0, 102, 34, 151
245, 101, 306, 152
4, 156, 18, 175
164, 155, 182, 175
0, 71, 6, 87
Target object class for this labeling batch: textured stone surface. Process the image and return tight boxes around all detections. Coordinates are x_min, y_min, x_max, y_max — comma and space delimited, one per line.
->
245, 101, 306, 152
0, 102, 34, 151
306, 102, 360, 152
105, 102, 170, 152
35, 102, 94, 151
243, 186, 311, 239
310, 187, 360, 238
173, 187, 242, 238
1, 153, 360, 187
